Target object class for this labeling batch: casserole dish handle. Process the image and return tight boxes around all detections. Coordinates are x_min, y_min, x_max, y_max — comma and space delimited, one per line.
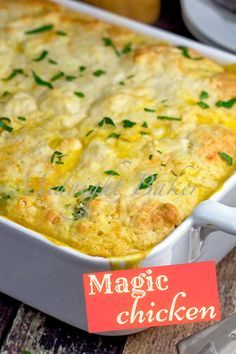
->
193, 200, 236, 235
189, 200, 236, 261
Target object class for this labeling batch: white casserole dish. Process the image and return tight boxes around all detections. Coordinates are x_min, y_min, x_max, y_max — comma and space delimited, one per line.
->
0, 0, 236, 335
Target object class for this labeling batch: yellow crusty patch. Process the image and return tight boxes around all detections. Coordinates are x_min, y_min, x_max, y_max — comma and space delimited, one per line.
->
0, 0, 236, 258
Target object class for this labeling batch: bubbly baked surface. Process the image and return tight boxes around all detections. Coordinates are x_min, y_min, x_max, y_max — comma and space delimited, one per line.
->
0, 0, 236, 258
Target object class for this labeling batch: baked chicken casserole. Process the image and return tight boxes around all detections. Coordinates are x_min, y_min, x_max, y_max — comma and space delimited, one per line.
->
0, 0, 236, 258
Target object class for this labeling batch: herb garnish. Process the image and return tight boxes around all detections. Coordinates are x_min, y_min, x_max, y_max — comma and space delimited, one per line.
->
122, 119, 136, 128
51, 151, 65, 165
216, 98, 236, 109
119, 81, 125, 86
98, 117, 115, 127
93, 70, 106, 77
51, 186, 65, 192
104, 170, 120, 176
157, 115, 182, 121
17, 116, 26, 121
218, 152, 233, 166
34, 50, 48, 62
103, 37, 132, 56
140, 131, 150, 135
74, 185, 103, 200
25, 24, 54, 35
56, 30, 67, 36
144, 107, 156, 113
103, 37, 120, 57
177, 46, 203, 60
200, 91, 209, 100
122, 42, 132, 54
142, 122, 148, 128
107, 132, 120, 139
3, 69, 24, 81
66, 75, 77, 81
139, 173, 158, 190
0, 117, 11, 123
1, 91, 10, 98
74, 91, 85, 98
197, 101, 209, 109
86, 130, 94, 137
32, 71, 53, 89
51, 71, 64, 82
79, 66, 86, 72
149, 154, 153, 160
0, 118, 13, 132
48, 59, 58, 65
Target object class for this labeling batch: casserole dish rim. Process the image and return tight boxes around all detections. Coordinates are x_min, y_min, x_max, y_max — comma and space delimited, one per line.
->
1, 0, 236, 265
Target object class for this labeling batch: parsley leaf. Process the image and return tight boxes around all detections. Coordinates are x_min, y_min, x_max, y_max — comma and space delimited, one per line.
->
32, 71, 53, 89
3, 69, 24, 81
25, 24, 54, 35
122, 119, 136, 128
139, 173, 158, 190
51, 151, 65, 165
0, 118, 13, 132
86, 130, 94, 137
34, 50, 48, 62
98, 117, 115, 127
122, 42, 132, 54
51, 71, 64, 82
142, 122, 148, 128
93, 70, 106, 77
79, 66, 86, 72
104, 170, 120, 176
56, 30, 67, 36
66, 75, 77, 81
17, 116, 26, 121
1, 91, 10, 98
107, 132, 120, 139
216, 98, 236, 109
51, 186, 65, 192
197, 101, 209, 109
144, 107, 156, 113
157, 115, 182, 121
74, 91, 85, 98
74, 185, 103, 200
177, 46, 203, 60
48, 59, 58, 65
218, 152, 233, 166
200, 91, 209, 100
103, 37, 120, 57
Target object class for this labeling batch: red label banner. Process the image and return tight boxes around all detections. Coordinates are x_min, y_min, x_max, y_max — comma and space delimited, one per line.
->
83, 261, 220, 333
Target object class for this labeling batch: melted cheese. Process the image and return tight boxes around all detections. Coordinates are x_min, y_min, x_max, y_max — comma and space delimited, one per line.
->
0, 0, 236, 259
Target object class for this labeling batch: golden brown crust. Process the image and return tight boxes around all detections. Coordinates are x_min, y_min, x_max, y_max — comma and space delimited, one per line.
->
213, 72, 236, 98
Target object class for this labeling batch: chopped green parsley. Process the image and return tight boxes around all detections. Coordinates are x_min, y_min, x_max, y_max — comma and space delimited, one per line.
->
98, 117, 115, 127
32, 71, 53, 89
218, 152, 233, 166
104, 170, 120, 176
177, 46, 203, 60
25, 24, 54, 35
34, 50, 48, 62
216, 98, 236, 109
122, 119, 136, 128
139, 173, 158, 190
